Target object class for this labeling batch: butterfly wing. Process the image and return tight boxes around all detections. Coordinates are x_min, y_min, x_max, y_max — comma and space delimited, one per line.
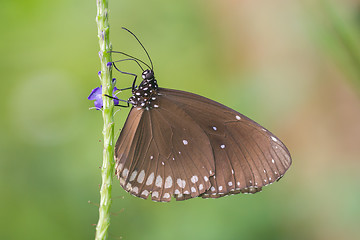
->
115, 100, 215, 202
159, 88, 292, 198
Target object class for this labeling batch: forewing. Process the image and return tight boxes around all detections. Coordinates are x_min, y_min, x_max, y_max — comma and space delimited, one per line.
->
159, 88, 292, 198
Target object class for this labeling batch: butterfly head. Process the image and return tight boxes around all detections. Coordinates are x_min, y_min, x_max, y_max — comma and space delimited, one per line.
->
142, 69, 154, 80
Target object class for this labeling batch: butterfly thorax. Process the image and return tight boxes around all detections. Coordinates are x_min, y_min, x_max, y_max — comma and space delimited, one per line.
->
128, 69, 159, 109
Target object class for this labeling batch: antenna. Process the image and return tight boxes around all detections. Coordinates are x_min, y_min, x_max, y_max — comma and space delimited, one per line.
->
110, 51, 151, 70
121, 27, 153, 70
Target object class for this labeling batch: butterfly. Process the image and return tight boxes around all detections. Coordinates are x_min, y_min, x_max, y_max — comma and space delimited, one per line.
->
89, 28, 292, 202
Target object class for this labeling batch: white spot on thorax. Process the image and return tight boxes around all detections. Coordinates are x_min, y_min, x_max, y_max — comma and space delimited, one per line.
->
182, 140, 188, 145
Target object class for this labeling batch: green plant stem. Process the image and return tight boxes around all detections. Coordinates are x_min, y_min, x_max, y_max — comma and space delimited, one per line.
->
95, 0, 114, 239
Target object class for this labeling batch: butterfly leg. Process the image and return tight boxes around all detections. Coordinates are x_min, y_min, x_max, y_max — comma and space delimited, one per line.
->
112, 62, 138, 92
104, 94, 130, 108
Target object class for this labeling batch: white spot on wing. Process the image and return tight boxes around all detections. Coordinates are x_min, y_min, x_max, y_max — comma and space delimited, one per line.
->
212, 126, 217, 131
236, 115, 241, 120
221, 144, 226, 149
122, 168, 129, 178
163, 193, 170, 198
271, 136, 278, 142
204, 176, 209, 182
150, 155, 154, 160
183, 140, 188, 145
191, 175, 198, 183
228, 182, 233, 186
129, 170, 137, 181
132, 187, 139, 194
165, 176, 172, 188
174, 189, 180, 194
155, 175, 163, 187
146, 172, 154, 185
177, 178, 186, 188
141, 190, 149, 196
152, 191, 159, 198
118, 163, 123, 171
137, 170, 145, 183
119, 178, 125, 185
219, 186, 223, 191
199, 184, 204, 190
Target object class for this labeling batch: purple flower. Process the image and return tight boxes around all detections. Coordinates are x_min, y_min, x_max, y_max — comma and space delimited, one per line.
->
88, 86, 119, 110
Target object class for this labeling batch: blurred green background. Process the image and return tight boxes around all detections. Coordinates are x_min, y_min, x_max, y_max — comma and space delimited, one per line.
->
1, 0, 360, 239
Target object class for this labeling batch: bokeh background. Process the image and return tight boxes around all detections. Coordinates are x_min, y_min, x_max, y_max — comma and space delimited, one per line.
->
1, 0, 359, 239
